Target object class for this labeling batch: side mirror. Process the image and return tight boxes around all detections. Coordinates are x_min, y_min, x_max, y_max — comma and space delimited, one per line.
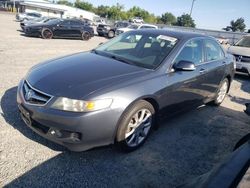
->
98, 42, 103, 46
174, 60, 196, 71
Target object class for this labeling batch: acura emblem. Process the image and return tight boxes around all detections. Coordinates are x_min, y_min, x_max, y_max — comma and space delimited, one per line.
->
237, 55, 242, 62
25, 89, 35, 101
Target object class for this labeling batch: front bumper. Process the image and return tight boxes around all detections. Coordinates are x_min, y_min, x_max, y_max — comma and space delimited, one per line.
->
24, 27, 41, 37
97, 28, 108, 36
236, 61, 250, 75
17, 80, 121, 151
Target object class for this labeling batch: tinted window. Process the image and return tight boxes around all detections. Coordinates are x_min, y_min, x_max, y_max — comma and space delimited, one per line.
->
175, 39, 203, 65
70, 20, 82, 25
60, 20, 70, 25
205, 39, 224, 61
140, 26, 156, 29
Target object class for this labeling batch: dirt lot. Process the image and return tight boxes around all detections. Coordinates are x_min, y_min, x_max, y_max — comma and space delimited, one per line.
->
0, 12, 250, 188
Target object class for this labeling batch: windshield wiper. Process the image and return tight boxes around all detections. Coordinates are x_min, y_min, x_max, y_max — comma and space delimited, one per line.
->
91, 49, 99, 54
110, 55, 135, 65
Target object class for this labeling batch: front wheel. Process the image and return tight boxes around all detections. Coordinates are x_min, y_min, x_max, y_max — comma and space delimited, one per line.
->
211, 78, 229, 106
108, 30, 115, 38
116, 100, 155, 151
82, 32, 90, 41
41, 28, 53, 39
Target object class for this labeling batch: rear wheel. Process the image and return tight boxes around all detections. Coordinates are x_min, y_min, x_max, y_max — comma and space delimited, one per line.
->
116, 100, 155, 151
108, 30, 115, 38
82, 31, 90, 41
41, 28, 53, 39
211, 78, 229, 106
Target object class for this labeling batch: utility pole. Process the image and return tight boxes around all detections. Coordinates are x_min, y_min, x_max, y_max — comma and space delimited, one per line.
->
190, 0, 196, 17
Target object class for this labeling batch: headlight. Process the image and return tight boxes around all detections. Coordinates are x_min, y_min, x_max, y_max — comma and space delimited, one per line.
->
51, 97, 113, 112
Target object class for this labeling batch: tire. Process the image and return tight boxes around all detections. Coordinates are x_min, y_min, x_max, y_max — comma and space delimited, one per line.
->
82, 31, 90, 41
211, 78, 229, 106
41, 28, 53, 39
108, 30, 115, 38
116, 100, 155, 151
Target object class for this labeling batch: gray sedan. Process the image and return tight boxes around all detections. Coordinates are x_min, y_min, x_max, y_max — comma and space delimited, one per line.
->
17, 30, 235, 151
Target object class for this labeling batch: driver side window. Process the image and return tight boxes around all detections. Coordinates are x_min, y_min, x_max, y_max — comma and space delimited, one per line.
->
175, 39, 203, 65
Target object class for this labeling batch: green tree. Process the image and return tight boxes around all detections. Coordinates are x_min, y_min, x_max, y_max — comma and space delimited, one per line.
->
75, 0, 94, 11
229, 18, 246, 32
95, 5, 110, 17
127, 6, 157, 23
175, 14, 196, 27
160, 12, 176, 25
57, 0, 73, 6
107, 3, 124, 20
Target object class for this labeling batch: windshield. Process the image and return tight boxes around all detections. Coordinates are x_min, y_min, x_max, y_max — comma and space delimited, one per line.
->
128, 25, 139, 29
234, 36, 250, 48
94, 32, 178, 69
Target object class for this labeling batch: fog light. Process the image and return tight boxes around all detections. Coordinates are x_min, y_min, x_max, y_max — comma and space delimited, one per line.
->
49, 128, 81, 142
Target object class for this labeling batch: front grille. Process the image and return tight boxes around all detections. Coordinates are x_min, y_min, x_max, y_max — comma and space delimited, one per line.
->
22, 80, 52, 105
234, 54, 250, 63
98, 24, 105, 28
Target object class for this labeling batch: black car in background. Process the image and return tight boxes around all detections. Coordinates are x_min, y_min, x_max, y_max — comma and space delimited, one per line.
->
97, 21, 130, 38
24, 19, 94, 40
20, 17, 56, 30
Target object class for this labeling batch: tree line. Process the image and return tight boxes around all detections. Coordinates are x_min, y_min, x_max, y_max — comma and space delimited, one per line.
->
57, 0, 196, 27
57, 0, 249, 32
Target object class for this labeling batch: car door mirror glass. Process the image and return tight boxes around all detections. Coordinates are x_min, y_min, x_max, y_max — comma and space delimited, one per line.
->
174, 60, 196, 71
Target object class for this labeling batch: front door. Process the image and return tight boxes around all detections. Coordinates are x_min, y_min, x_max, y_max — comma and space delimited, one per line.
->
159, 38, 208, 115
53, 20, 71, 37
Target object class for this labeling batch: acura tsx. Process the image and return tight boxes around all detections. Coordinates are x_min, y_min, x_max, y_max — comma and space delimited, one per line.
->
17, 30, 235, 151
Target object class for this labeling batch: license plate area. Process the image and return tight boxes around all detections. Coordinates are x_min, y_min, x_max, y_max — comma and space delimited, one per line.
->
236, 63, 243, 69
18, 104, 31, 126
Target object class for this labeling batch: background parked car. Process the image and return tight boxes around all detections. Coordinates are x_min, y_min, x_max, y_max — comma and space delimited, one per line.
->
97, 21, 131, 38
227, 35, 250, 77
24, 18, 94, 40
130, 17, 144, 24
20, 17, 56, 31
16, 12, 42, 22
93, 18, 106, 26
116, 23, 158, 35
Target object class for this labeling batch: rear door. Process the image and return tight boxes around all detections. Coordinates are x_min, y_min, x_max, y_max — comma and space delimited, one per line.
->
69, 20, 82, 37
200, 39, 226, 100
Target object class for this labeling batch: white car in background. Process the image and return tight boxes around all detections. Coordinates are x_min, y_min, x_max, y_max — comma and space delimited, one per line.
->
130, 17, 144, 24
16, 12, 42, 21
116, 24, 158, 35
228, 35, 250, 77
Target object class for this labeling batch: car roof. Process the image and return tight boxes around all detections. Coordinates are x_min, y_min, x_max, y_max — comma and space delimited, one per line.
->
130, 29, 208, 40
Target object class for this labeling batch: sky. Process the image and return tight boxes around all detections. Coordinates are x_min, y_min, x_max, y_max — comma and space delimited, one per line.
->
73, 0, 250, 31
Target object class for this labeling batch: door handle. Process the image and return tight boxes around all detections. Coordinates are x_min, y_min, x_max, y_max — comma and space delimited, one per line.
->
199, 68, 206, 74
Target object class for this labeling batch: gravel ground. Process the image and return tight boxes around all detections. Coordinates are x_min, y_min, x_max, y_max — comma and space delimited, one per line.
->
0, 12, 250, 188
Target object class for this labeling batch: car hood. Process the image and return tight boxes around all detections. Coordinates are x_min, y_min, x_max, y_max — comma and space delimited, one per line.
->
26, 52, 147, 99
228, 46, 250, 56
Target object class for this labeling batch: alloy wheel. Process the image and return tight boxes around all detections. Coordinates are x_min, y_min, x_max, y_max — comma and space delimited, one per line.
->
217, 81, 228, 103
43, 29, 52, 39
125, 109, 152, 147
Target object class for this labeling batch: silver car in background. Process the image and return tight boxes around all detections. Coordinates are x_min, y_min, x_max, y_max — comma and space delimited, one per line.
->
16, 12, 42, 22
228, 35, 250, 77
